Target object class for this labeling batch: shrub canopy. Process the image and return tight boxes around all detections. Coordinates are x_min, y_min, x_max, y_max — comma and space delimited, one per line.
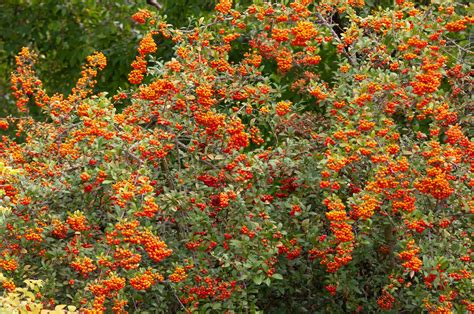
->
0, 0, 472, 313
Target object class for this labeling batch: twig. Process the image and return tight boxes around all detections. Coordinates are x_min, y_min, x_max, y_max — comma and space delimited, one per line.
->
443, 36, 473, 55
316, 12, 356, 66
167, 282, 186, 311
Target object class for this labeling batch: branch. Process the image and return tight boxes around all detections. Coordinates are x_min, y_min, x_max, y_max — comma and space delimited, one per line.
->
316, 12, 356, 66
443, 36, 474, 55
146, 0, 163, 10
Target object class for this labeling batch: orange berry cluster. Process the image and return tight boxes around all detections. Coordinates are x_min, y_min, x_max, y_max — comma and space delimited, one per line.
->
129, 270, 163, 290
67, 212, 89, 232
169, 266, 188, 283
131, 9, 152, 24
71, 257, 97, 276
0, 258, 18, 272
141, 232, 173, 263
398, 240, 422, 272
1, 280, 16, 292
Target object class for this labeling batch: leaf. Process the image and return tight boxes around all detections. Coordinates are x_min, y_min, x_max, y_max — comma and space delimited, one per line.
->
22, 290, 35, 301
272, 273, 283, 280
253, 274, 265, 285
55, 304, 67, 311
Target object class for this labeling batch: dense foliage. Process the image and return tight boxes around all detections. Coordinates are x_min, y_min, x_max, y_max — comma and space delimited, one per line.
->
0, 0, 473, 313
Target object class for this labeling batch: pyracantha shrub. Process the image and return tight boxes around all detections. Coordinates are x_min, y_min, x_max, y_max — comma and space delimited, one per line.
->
1, 0, 473, 312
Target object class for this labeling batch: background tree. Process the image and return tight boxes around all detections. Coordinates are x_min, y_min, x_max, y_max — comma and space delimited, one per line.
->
0, 0, 227, 120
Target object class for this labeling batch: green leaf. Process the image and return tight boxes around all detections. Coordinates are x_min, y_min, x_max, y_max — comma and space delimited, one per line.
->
253, 274, 265, 285
272, 273, 283, 280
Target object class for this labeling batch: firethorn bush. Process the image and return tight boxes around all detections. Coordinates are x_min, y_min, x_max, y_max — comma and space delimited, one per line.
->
1, 0, 473, 312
